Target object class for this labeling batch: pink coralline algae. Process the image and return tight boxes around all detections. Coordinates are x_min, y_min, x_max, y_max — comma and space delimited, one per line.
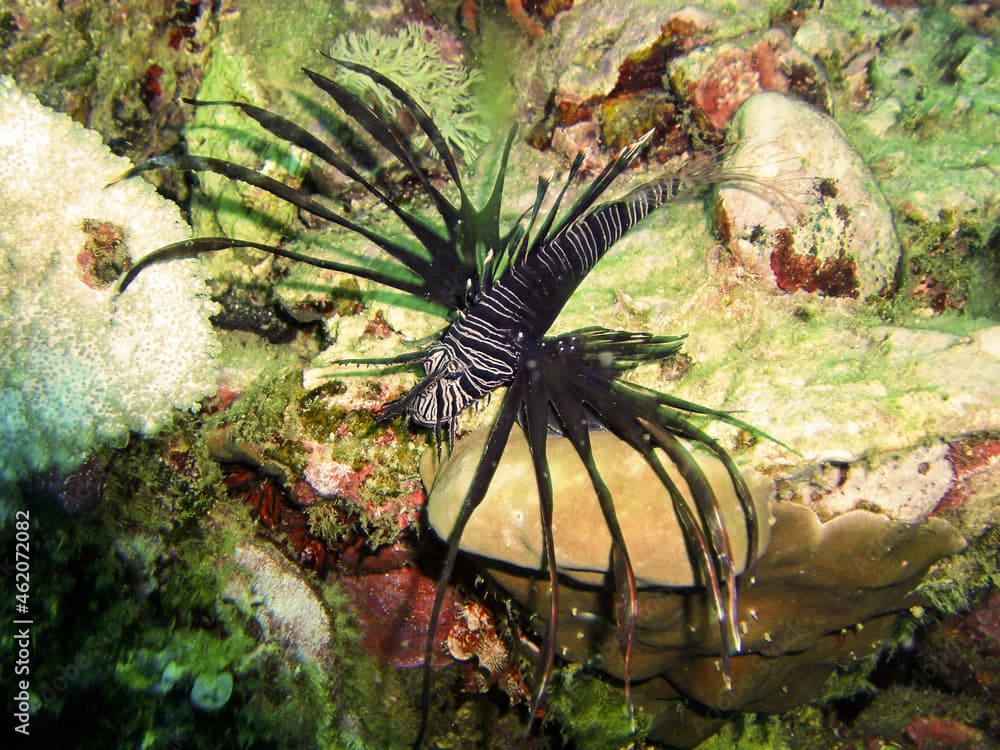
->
686, 42, 787, 131
906, 717, 984, 750
303, 449, 373, 502
769, 228, 859, 298
934, 436, 1000, 514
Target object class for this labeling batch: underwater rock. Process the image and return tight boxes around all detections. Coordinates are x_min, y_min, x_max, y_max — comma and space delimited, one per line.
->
209, 287, 299, 344
524, 4, 715, 157
906, 717, 986, 750
424, 428, 774, 587
716, 92, 901, 300
795, 440, 959, 523
207, 387, 427, 554
423, 423, 968, 746
543, 3, 699, 101
0, 76, 219, 484
526, 2, 833, 155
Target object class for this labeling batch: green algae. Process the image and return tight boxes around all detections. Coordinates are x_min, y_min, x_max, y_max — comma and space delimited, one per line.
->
694, 715, 796, 750
0, 414, 420, 749
0, 1, 216, 161
852, 684, 990, 740
0, 464, 304, 748
919, 523, 1000, 618
834, 6, 1000, 320
204, 367, 310, 476
185, 47, 306, 247
545, 664, 650, 749
901, 205, 1000, 319
100, 414, 225, 529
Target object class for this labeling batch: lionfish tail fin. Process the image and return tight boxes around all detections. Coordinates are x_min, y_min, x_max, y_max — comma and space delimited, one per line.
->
680, 140, 810, 220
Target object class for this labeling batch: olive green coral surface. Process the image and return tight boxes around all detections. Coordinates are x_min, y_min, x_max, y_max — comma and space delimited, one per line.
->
2, 1, 998, 749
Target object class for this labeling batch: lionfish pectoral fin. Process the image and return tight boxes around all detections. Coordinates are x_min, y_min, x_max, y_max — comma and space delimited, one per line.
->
333, 351, 427, 368
520, 368, 560, 728
414, 381, 524, 749
643, 423, 742, 668
610, 542, 638, 724
541, 371, 640, 725
589, 380, 744, 666
543, 328, 775, 694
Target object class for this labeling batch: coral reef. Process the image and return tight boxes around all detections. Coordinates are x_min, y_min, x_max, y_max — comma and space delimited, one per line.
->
0, 77, 219, 486
6, 1, 998, 748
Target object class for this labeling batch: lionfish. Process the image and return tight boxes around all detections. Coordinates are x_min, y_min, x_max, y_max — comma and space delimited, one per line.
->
118, 59, 777, 745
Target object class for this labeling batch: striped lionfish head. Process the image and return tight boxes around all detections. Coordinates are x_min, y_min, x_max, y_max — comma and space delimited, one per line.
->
384, 345, 480, 434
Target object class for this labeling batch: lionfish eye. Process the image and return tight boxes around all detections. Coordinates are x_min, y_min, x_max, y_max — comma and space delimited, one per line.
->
441, 359, 463, 378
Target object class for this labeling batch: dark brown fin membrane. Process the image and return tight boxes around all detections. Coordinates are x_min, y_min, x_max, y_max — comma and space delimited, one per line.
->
416, 328, 772, 745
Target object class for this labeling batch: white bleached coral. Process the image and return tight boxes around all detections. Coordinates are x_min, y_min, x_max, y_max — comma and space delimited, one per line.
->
0, 76, 219, 483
